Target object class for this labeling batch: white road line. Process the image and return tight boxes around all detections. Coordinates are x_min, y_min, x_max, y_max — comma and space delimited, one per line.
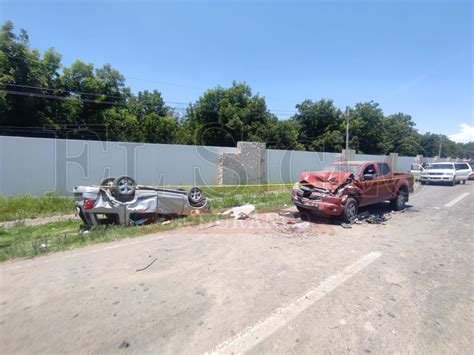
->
212, 251, 382, 354
444, 193, 470, 208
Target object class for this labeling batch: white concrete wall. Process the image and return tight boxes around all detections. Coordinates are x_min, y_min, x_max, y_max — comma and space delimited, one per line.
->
0, 135, 425, 196
0, 136, 235, 196
267, 149, 339, 183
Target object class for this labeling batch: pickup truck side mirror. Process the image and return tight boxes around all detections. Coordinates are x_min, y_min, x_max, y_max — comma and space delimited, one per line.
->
363, 173, 375, 180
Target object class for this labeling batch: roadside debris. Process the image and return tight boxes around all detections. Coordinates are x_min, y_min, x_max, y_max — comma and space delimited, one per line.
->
190, 209, 201, 217
199, 221, 221, 230
118, 341, 130, 349
340, 210, 393, 228
221, 204, 256, 220
161, 220, 171, 225
366, 213, 391, 224
292, 221, 310, 229
136, 257, 158, 272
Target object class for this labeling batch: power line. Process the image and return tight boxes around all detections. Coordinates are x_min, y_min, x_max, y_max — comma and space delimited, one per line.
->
1, 88, 296, 116
1, 89, 125, 105
5, 83, 124, 99
3, 55, 297, 115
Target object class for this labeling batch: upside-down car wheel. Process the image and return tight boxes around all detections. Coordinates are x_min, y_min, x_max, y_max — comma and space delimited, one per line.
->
113, 176, 136, 197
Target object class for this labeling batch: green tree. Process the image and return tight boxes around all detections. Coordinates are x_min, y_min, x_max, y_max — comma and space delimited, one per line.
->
345, 102, 384, 154
379, 113, 421, 156
293, 99, 342, 151
0, 21, 62, 127
266, 118, 304, 150
184, 81, 274, 146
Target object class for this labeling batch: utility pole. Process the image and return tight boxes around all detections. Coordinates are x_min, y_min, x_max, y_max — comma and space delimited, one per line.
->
438, 136, 442, 158
345, 106, 350, 151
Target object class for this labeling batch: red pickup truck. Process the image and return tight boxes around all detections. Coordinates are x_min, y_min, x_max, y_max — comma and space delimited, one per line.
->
292, 161, 414, 222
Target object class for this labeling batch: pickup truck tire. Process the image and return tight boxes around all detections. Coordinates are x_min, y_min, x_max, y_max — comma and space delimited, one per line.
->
391, 188, 407, 211
296, 206, 312, 220
342, 197, 358, 223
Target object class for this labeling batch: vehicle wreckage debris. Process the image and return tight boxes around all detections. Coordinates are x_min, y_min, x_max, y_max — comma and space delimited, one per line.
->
366, 213, 391, 224
221, 204, 256, 220
340, 210, 392, 228
292, 221, 310, 229
136, 257, 158, 272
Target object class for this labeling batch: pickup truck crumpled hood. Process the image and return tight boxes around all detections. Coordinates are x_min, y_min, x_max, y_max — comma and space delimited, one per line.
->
299, 171, 355, 190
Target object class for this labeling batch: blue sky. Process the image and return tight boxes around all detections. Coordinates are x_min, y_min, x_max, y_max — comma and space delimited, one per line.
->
2, 0, 473, 141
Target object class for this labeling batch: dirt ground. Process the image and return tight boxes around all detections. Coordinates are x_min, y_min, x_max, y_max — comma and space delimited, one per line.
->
0, 182, 473, 354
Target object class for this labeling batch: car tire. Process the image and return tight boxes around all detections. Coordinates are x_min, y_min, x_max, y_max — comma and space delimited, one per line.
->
391, 188, 407, 211
113, 176, 136, 197
451, 177, 456, 186
342, 197, 358, 223
420, 181, 426, 185
188, 187, 204, 206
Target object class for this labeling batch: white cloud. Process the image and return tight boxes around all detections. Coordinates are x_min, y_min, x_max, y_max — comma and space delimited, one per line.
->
449, 123, 474, 143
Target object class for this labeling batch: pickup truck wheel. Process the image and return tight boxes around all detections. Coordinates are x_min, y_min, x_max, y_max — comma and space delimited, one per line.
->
342, 197, 358, 223
391, 188, 407, 211
296, 206, 312, 220
296, 206, 310, 213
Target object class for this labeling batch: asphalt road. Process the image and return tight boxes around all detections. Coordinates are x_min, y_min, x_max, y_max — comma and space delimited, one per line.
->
1, 182, 473, 354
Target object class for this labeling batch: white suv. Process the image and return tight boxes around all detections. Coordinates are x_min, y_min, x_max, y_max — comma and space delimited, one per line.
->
420, 162, 472, 186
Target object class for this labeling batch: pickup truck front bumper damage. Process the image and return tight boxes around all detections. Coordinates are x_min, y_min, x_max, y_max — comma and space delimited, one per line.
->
291, 190, 344, 216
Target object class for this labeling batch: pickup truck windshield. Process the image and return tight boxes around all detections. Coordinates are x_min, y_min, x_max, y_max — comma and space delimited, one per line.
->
324, 164, 361, 174
429, 164, 454, 169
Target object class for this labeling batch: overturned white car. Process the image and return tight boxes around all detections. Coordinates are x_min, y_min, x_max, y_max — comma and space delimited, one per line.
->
73, 176, 209, 227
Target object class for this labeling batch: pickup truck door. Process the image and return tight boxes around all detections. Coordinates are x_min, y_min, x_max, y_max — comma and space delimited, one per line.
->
359, 163, 379, 206
377, 162, 395, 200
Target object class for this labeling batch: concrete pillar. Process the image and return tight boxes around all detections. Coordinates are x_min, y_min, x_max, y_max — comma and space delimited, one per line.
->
340, 149, 356, 161
218, 142, 267, 185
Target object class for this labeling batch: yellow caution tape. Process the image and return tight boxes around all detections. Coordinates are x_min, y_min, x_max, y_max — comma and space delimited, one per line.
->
92, 182, 295, 189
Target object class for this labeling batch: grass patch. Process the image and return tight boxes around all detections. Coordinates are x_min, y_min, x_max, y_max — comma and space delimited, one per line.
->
0, 184, 293, 261
0, 193, 75, 222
